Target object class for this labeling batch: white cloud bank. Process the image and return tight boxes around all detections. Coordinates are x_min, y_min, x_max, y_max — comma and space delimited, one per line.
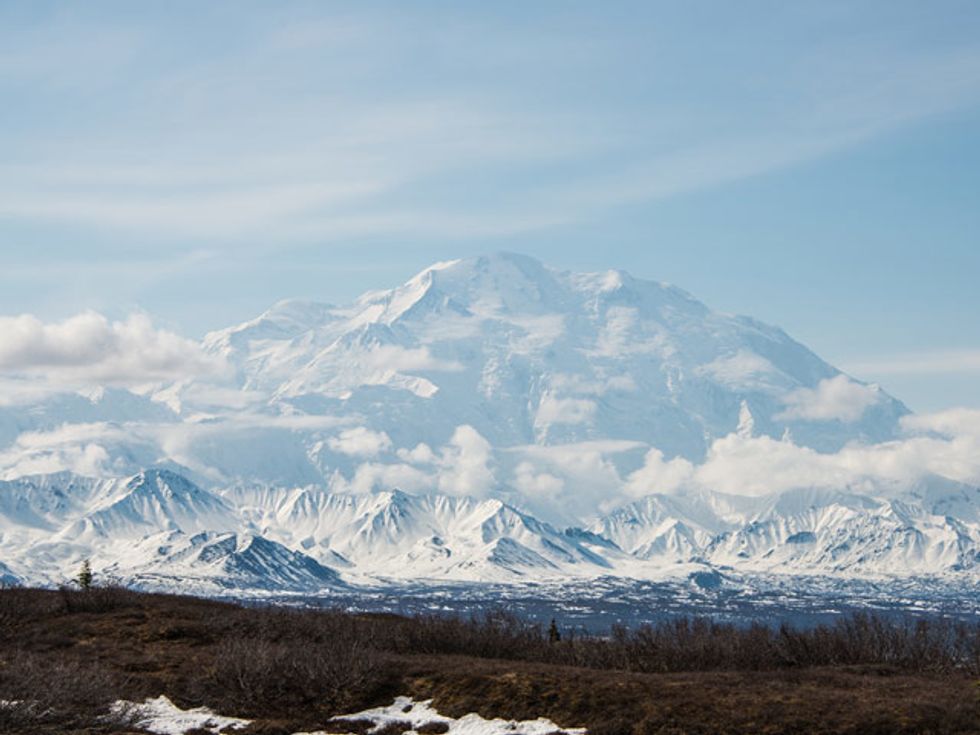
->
2, 409, 979, 521
625, 449, 696, 499
0, 312, 225, 387
776, 375, 882, 423
323, 424, 497, 497
315, 409, 980, 520
327, 427, 393, 458
438, 425, 496, 497
621, 408, 980, 501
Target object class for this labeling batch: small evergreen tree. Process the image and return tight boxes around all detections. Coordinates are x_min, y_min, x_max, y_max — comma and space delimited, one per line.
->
548, 618, 561, 643
77, 559, 93, 590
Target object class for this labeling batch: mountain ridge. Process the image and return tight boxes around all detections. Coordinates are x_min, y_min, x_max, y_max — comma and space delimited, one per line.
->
0, 467, 977, 591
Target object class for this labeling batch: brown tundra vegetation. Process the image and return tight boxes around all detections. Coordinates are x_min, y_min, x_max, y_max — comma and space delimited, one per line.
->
0, 585, 978, 734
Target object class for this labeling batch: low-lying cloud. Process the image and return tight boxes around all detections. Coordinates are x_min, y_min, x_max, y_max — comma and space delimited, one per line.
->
622, 407, 980, 501
0, 312, 225, 386
1, 385, 978, 522
776, 375, 883, 423
327, 426, 393, 458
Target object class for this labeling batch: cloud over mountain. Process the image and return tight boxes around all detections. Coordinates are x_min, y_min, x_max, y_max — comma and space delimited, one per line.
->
0, 312, 225, 387
776, 375, 883, 423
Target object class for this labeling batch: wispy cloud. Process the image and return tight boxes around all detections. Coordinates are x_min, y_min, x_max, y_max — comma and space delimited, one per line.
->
0, 99, 594, 243
847, 349, 980, 376
2, 5, 979, 247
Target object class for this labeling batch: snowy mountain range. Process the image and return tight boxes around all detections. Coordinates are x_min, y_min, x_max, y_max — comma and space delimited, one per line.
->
0, 253, 977, 593
0, 467, 977, 593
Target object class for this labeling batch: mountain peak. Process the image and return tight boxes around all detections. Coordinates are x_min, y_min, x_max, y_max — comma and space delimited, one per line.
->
260, 298, 336, 326
420, 251, 548, 276
369, 252, 561, 323
127, 469, 200, 497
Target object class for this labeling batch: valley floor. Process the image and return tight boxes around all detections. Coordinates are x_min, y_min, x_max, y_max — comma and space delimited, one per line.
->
0, 587, 978, 735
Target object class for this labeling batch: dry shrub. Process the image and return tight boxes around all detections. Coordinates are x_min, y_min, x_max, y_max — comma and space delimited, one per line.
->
0, 587, 62, 636
586, 718, 635, 735
384, 610, 980, 676
324, 717, 377, 733
372, 720, 413, 735
0, 649, 125, 732
389, 610, 550, 661
205, 636, 395, 717
58, 584, 140, 614
237, 721, 315, 735
151, 621, 217, 645
416, 721, 451, 734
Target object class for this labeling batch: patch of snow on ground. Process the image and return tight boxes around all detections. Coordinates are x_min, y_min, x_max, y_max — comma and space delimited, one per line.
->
110, 695, 250, 734
306, 696, 586, 735
110, 695, 584, 735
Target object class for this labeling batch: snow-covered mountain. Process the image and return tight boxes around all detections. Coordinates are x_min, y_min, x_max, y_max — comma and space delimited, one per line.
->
0, 253, 976, 593
592, 479, 980, 576
0, 467, 977, 591
221, 483, 628, 582
0, 469, 635, 587
108, 530, 345, 594
200, 252, 906, 456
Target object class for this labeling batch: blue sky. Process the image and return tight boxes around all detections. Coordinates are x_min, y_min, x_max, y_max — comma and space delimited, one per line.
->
1, 1, 979, 411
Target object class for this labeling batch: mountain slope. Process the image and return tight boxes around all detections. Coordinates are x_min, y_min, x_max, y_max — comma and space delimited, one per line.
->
63, 469, 236, 542
202, 253, 907, 460
110, 530, 345, 593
